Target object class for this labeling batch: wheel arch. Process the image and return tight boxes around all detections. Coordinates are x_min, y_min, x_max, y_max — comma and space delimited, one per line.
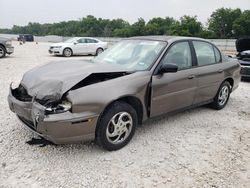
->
0, 44, 6, 51
0, 44, 6, 57
96, 47, 104, 55
97, 47, 104, 51
223, 77, 234, 90
63, 47, 73, 55
95, 95, 144, 137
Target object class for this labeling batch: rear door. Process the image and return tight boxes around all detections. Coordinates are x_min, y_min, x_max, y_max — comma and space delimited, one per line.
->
191, 41, 225, 104
150, 41, 198, 117
86, 39, 99, 54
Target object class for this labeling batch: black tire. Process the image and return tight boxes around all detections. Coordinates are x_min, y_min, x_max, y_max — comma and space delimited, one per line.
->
63, 48, 73, 57
96, 101, 137, 151
0, 45, 6, 58
96, 48, 103, 56
210, 81, 231, 110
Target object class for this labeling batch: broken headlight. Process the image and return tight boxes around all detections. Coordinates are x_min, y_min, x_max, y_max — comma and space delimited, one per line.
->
45, 101, 72, 114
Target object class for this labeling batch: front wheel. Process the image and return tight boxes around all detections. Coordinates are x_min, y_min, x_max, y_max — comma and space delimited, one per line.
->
96, 101, 137, 151
210, 81, 231, 110
63, 48, 72, 57
0, 46, 6, 58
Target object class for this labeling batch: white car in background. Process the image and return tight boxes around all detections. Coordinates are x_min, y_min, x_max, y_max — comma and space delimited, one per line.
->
49, 37, 108, 57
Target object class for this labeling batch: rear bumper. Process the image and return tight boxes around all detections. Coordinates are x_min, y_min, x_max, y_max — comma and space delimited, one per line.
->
8, 86, 98, 144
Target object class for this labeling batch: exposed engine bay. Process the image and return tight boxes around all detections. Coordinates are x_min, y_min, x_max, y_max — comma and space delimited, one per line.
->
70, 72, 130, 90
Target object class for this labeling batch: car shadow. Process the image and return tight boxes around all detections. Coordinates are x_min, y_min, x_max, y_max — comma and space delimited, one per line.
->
1, 55, 16, 59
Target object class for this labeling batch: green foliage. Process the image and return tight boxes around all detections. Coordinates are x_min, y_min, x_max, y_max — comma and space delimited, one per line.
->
171, 16, 203, 37
208, 8, 241, 38
232, 10, 250, 37
145, 17, 176, 35
0, 8, 249, 39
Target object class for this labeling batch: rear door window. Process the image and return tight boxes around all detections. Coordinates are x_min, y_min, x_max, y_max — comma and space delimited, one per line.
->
193, 41, 216, 66
214, 47, 221, 63
86, 39, 98, 43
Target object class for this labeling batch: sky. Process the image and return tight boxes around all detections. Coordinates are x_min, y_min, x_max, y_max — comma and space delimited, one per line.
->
0, 0, 250, 28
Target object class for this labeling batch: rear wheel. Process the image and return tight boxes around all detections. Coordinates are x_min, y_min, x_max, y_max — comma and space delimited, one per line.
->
96, 101, 137, 151
96, 48, 103, 56
0, 46, 6, 58
63, 48, 72, 57
210, 81, 231, 110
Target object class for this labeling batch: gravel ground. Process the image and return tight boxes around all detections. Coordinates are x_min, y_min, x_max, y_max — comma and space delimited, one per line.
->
0, 42, 250, 188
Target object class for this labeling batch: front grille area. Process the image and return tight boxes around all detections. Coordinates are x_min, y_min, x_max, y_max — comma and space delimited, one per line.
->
241, 63, 250, 66
12, 85, 32, 102
240, 62, 250, 66
241, 67, 250, 75
12, 84, 56, 107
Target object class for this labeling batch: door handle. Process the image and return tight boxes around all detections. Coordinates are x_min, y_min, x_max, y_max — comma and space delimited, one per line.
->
188, 75, 195, 79
218, 69, 223, 73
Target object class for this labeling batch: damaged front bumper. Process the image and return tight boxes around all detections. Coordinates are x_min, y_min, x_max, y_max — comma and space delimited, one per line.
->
8, 86, 99, 144
48, 47, 63, 55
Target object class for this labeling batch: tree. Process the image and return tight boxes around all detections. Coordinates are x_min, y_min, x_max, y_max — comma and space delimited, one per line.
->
172, 16, 203, 37
233, 10, 250, 37
0, 9, 249, 39
130, 18, 146, 36
208, 8, 241, 38
145, 17, 176, 35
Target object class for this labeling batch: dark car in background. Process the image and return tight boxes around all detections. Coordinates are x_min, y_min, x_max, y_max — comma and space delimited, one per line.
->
17, 34, 34, 42
236, 37, 250, 80
0, 37, 14, 58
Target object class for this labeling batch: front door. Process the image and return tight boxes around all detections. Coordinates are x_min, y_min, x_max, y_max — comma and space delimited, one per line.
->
150, 41, 198, 117
74, 38, 88, 54
86, 38, 98, 54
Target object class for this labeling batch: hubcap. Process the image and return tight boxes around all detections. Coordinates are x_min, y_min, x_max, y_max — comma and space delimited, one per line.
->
218, 86, 229, 106
64, 49, 71, 57
106, 112, 133, 144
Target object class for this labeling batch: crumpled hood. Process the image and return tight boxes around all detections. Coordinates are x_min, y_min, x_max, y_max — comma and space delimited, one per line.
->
21, 60, 126, 100
236, 37, 250, 52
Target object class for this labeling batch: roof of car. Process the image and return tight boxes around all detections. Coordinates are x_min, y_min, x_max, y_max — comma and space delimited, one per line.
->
129, 35, 207, 42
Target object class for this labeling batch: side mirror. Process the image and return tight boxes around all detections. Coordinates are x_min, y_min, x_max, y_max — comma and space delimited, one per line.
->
158, 64, 178, 74
74, 42, 78, 45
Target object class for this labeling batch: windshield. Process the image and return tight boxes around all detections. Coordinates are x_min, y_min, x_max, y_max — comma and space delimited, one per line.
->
93, 40, 166, 71
64, 38, 77, 43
